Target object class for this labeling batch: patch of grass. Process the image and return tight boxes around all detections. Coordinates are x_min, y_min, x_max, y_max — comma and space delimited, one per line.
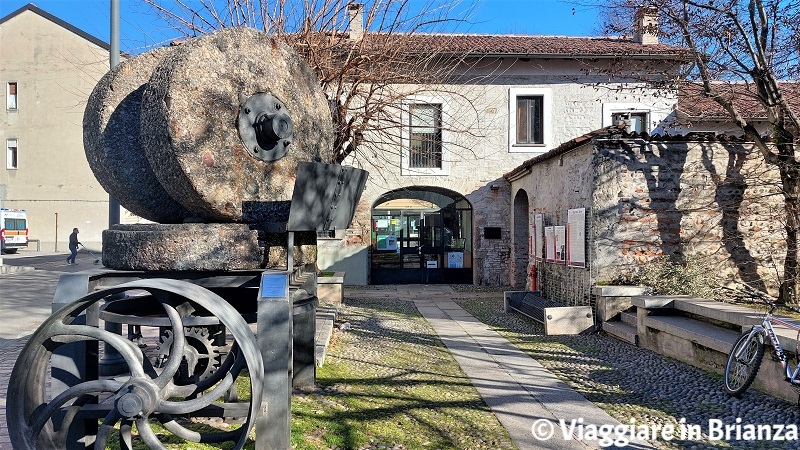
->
289, 298, 516, 449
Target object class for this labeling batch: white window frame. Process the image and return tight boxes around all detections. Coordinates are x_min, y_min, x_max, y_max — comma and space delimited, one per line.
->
508, 87, 553, 153
6, 82, 17, 110
602, 103, 653, 133
6, 138, 18, 169
401, 96, 450, 176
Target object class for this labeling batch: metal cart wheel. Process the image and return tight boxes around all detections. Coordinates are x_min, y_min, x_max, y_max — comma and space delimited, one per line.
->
6, 279, 264, 449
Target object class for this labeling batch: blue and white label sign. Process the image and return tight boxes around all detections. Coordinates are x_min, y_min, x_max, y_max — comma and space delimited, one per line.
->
260, 272, 289, 299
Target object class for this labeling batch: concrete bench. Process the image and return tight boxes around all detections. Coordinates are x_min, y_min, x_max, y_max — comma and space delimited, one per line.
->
631, 294, 800, 403
632, 295, 800, 349
504, 290, 593, 335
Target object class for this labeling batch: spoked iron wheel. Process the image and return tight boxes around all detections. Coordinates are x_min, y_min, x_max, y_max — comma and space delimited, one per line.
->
6, 279, 263, 449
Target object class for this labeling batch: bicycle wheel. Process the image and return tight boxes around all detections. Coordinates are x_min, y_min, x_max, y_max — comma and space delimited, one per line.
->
724, 331, 765, 396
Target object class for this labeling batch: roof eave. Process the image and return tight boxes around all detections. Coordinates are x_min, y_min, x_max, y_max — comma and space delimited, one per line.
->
437, 51, 691, 60
1, 3, 113, 53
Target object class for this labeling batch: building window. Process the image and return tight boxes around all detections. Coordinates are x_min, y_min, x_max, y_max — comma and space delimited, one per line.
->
508, 87, 552, 152
409, 103, 442, 169
602, 103, 658, 133
516, 96, 543, 144
612, 111, 649, 133
6, 139, 18, 169
6, 82, 17, 110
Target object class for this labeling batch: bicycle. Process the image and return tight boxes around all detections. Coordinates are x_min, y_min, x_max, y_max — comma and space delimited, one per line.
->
724, 287, 800, 396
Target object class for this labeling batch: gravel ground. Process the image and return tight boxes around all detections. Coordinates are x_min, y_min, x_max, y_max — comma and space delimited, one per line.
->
455, 296, 800, 450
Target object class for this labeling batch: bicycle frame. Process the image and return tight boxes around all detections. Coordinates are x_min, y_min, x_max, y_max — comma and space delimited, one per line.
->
738, 313, 800, 385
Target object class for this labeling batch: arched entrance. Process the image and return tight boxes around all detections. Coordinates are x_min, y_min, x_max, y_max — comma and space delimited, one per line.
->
371, 187, 473, 284
513, 189, 530, 288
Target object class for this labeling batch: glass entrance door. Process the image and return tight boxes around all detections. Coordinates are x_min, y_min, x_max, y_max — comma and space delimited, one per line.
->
371, 188, 473, 284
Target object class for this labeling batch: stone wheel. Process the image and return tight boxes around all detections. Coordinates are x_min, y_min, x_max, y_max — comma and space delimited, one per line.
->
139, 27, 335, 222
83, 47, 192, 224
101, 223, 265, 271
6, 279, 263, 449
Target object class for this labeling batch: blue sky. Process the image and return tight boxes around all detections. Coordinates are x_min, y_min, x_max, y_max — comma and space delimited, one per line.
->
0, 0, 603, 54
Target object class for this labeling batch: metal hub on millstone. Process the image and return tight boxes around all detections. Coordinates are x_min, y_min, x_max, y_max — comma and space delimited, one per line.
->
238, 93, 294, 162
139, 27, 335, 222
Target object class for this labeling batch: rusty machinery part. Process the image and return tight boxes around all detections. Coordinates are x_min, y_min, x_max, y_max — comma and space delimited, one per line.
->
155, 327, 227, 383
238, 92, 294, 162
82, 47, 193, 224
139, 27, 335, 223
5, 279, 263, 450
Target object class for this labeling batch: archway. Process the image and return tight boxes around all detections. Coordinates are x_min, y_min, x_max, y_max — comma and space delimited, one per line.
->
371, 187, 473, 284
513, 189, 530, 288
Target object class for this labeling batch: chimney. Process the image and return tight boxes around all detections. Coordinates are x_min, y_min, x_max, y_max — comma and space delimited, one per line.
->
348, 3, 364, 41
634, 6, 658, 45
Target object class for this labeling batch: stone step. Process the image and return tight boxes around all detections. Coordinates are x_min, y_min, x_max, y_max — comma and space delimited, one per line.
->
643, 314, 740, 354
620, 310, 637, 327
603, 320, 638, 346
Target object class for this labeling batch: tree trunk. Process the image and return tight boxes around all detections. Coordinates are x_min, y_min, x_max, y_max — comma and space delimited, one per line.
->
778, 156, 800, 306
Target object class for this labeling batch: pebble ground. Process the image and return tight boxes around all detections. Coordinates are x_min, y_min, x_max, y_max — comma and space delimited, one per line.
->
454, 293, 800, 449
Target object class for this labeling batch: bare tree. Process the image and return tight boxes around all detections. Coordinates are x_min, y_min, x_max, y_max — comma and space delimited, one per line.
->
142, 0, 485, 174
600, 0, 800, 304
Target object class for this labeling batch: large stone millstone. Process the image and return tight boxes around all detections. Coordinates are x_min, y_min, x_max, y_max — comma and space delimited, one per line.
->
102, 223, 265, 271
102, 224, 319, 271
83, 47, 193, 223
140, 27, 335, 223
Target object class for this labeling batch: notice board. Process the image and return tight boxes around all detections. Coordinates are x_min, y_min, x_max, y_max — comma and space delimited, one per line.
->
534, 214, 544, 261
567, 208, 586, 267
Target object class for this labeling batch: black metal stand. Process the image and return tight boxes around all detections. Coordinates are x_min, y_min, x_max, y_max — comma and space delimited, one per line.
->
47, 264, 317, 450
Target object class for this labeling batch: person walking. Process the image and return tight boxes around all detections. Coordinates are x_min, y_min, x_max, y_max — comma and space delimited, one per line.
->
66, 227, 81, 265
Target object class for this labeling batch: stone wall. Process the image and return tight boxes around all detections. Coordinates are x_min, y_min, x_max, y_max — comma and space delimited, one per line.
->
509, 133, 785, 304
508, 142, 595, 306
592, 137, 783, 292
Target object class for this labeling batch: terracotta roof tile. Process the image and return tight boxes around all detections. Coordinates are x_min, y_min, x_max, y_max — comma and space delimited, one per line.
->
344, 32, 691, 58
678, 82, 800, 119
503, 127, 756, 180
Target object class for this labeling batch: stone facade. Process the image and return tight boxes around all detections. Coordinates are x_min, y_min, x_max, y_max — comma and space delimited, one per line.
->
508, 131, 784, 304
348, 69, 679, 285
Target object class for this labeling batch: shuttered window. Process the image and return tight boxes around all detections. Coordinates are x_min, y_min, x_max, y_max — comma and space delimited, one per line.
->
516, 96, 543, 144
7, 139, 18, 169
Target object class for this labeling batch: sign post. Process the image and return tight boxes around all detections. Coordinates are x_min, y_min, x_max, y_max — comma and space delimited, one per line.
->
256, 271, 292, 449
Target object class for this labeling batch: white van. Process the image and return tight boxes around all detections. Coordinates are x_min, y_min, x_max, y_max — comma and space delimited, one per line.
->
0, 208, 29, 254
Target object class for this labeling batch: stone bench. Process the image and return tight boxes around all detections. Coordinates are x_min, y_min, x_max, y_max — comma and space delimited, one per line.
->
318, 271, 345, 305
504, 290, 593, 335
